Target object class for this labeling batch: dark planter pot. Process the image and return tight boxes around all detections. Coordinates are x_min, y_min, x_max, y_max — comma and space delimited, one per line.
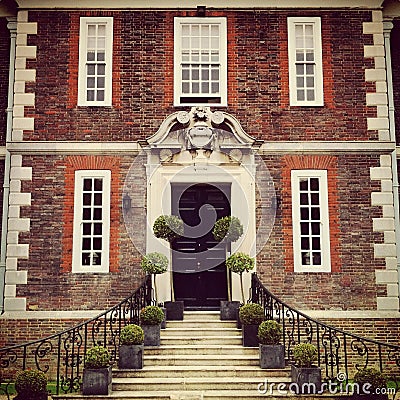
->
291, 364, 321, 394
259, 344, 285, 369
164, 301, 184, 320
142, 324, 161, 346
352, 394, 388, 400
242, 324, 259, 347
161, 307, 167, 329
236, 307, 242, 329
14, 393, 48, 400
220, 301, 240, 320
82, 365, 112, 395
118, 344, 144, 369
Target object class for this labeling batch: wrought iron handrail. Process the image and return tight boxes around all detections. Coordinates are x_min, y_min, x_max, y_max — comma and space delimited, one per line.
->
0, 275, 152, 398
251, 273, 400, 397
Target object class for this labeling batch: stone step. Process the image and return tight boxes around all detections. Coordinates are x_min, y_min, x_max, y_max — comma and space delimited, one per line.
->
160, 336, 243, 346
54, 390, 349, 400
112, 376, 290, 391
143, 354, 259, 366
144, 344, 257, 356
182, 311, 221, 321
113, 365, 290, 378
161, 327, 240, 336
166, 320, 237, 329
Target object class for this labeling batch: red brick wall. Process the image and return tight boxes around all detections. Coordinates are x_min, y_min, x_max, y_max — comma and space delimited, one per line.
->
257, 154, 384, 311
18, 155, 145, 311
392, 18, 400, 145
0, 17, 9, 146
25, 9, 375, 142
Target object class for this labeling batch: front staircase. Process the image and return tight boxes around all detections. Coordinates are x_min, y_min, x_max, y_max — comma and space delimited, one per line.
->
54, 311, 292, 399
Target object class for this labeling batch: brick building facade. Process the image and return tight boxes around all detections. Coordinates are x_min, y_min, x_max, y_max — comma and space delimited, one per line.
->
1, 0, 400, 347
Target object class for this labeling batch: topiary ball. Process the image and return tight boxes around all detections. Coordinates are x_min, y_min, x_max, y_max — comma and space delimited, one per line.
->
141, 252, 168, 275
140, 306, 165, 326
15, 370, 47, 395
84, 346, 110, 369
120, 324, 144, 345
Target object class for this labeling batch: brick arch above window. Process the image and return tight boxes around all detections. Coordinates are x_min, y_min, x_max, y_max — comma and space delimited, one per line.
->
61, 156, 121, 273
281, 155, 341, 273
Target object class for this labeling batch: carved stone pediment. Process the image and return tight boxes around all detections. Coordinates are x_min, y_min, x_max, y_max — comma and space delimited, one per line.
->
144, 107, 262, 164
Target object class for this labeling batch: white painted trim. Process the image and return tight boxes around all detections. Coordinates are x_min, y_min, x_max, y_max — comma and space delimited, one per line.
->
146, 162, 256, 303
78, 17, 113, 107
287, 17, 324, 106
291, 169, 331, 273
72, 170, 111, 273
3, 141, 395, 155
174, 17, 227, 107
16, 0, 384, 9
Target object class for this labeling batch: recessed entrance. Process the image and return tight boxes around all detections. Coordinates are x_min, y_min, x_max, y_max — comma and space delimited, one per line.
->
172, 183, 231, 310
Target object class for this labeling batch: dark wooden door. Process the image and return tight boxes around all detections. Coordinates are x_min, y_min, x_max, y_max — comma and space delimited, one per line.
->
172, 183, 231, 310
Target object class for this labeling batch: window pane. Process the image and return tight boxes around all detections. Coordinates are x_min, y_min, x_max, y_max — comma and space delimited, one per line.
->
301, 237, 310, 250
97, 52, 105, 62
311, 207, 320, 220
201, 82, 209, 93
201, 69, 209, 80
307, 90, 315, 101
300, 208, 309, 220
93, 238, 102, 250
82, 253, 91, 265
97, 24, 106, 36
311, 222, 320, 235
192, 82, 199, 93
296, 64, 304, 75
97, 90, 104, 101
87, 65, 95, 75
87, 77, 95, 88
94, 223, 102, 235
300, 223, 309, 235
302, 252, 311, 265
94, 179, 103, 191
300, 193, 308, 205
87, 90, 95, 101
94, 193, 102, 206
87, 51, 95, 61
297, 90, 305, 101
310, 178, 319, 190
306, 64, 314, 75
299, 179, 308, 191
83, 208, 91, 220
83, 223, 91, 235
312, 237, 321, 250
97, 77, 105, 89
297, 77, 304, 88
93, 208, 102, 220
310, 193, 319, 205
211, 82, 219, 93
306, 77, 314, 88
192, 69, 199, 80
83, 193, 92, 206
313, 252, 321, 265
97, 64, 105, 75
82, 238, 91, 250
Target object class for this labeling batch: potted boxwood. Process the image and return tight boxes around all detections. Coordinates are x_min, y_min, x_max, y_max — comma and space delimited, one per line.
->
153, 215, 184, 320
291, 343, 321, 394
213, 216, 244, 320
141, 252, 168, 327
82, 345, 112, 395
258, 320, 285, 369
14, 370, 48, 400
140, 305, 164, 346
239, 303, 264, 347
352, 368, 388, 399
118, 324, 145, 369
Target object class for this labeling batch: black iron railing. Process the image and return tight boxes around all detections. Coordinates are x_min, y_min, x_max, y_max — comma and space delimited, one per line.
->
251, 273, 400, 398
0, 275, 152, 398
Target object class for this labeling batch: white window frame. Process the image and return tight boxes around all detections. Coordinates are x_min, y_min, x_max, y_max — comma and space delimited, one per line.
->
78, 17, 113, 106
287, 17, 323, 106
291, 170, 331, 273
174, 17, 227, 107
72, 170, 111, 273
